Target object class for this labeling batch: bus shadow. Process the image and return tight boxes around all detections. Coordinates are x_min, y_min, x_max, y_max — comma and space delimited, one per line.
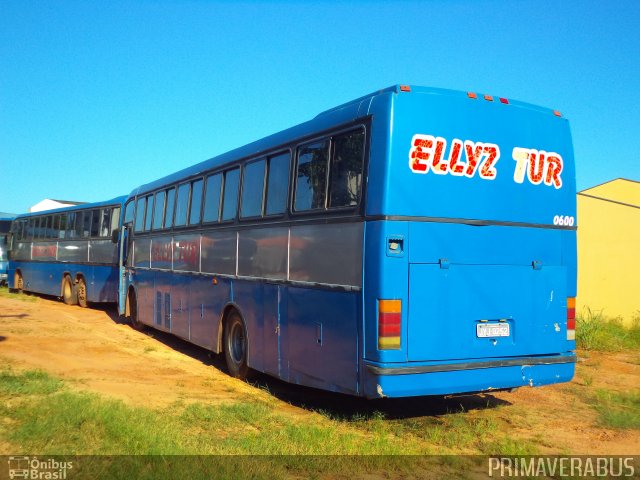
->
247, 371, 512, 420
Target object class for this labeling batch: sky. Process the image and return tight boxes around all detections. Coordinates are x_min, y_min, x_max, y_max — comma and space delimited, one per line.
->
1, 0, 638, 214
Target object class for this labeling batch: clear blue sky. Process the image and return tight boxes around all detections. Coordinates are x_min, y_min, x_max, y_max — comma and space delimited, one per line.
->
1, 0, 638, 214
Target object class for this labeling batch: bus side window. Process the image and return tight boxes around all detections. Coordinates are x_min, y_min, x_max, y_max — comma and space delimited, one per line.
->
241, 159, 265, 218
152, 191, 166, 230
203, 173, 222, 223
52, 215, 60, 239
328, 129, 365, 208
111, 207, 120, 236
124, 200, 135, 226
294, 140, 329, 211
144, 195, 153, 231
91, 209, 101, 237
221, 168, 240, 221
82, 211, 92, 237
100, 208, 111, 237
134, 197, 146, 232
44, 216, 52, 238
165, 188, 176, 228
189, 178, 203, 225
59, 214, 67, 239
174, 183, 190, 227
265, 152, 290, 216
67, 212, 76, 239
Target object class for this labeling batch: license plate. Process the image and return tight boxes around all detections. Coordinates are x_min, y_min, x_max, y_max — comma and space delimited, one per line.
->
476, 322, 510, 338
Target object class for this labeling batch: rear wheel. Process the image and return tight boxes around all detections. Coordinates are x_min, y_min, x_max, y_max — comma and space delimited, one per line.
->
62, 275, 76, 305
14, 271, 24, 292
77, 277, 88, 308
128, 289, 144, 331
224, 311, 249, 379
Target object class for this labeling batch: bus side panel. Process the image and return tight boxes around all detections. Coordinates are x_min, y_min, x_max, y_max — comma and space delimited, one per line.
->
88, 265, 119, 303
286, 287, 359, 395
189, 274, 230, 351
135, 269, 156, 327
16, 262, 61, 296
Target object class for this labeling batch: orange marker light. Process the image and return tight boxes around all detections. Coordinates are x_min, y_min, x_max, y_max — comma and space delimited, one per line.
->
553, 110, 562, 117
467, 92, 478, 99
484, 94, 494, 102
400, 85, 411, 92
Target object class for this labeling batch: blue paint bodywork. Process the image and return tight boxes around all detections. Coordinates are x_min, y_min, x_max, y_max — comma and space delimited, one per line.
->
122, 85, 576, 398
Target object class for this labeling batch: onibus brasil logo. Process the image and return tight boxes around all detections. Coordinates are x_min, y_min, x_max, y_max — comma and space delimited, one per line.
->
7, 456, 73, 479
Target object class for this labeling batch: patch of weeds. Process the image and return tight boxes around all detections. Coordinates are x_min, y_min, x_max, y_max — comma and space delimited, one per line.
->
593, 390, 640, 429
0, 369, 63, 395
577, 308, 640, 351
0, 287, 38, 302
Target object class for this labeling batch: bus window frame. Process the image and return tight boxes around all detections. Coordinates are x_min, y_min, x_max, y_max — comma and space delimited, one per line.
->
239, 157, 267, 220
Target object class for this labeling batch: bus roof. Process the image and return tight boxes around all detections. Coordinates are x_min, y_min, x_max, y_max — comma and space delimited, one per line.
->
12, 196, 127, 220
129, 84, 564, 198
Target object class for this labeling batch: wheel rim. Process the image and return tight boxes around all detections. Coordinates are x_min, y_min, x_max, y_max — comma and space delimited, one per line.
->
228, 321, 245, 365
63, 279, 71, 299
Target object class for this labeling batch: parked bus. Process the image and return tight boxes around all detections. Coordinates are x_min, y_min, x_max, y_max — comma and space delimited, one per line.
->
118, 85, 577, 398
0, 215, 14, 285
8, 197, 125, 306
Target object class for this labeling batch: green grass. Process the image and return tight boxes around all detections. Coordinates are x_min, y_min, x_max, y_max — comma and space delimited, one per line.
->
576, 308, 640, 351
0, 369, 531, 479
0, 285, 38, 302
592, 390, 640, 429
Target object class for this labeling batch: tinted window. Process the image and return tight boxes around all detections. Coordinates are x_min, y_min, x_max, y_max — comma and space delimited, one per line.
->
67, 212, 77, 239
265, 152, 290, 215
100, 208, 111, 237
44, 216, 52, 238
241, 160, 265, 218
59, 214, 67, 239
165, 188, 175, 228
26, 218, 35, 240
152, 191, 166, 230
329, 130, 364, 208
124, 200, 135, 225
203, 174, 222, 223
82, 211, 92, 237
221, 168, 240, 221
91, 209, 101, 237
174, 183, 190, 227
134, 197, 146, 232
144, 196, 153, 231
189, 179, 203, 225
111, 207, 120, 235
295, 140, 329, 211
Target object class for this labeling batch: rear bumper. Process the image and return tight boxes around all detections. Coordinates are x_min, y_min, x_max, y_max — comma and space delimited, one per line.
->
362, 353, 576, 398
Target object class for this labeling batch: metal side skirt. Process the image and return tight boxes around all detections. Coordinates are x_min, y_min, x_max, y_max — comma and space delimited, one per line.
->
366, 354, 577, 376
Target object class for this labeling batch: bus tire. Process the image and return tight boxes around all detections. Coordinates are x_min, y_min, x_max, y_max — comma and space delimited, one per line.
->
224, 311, 249, 379
77, 277, 88, 308
62, 275, 77, 305
128, 289, 144, 331
14, 271, 24, 292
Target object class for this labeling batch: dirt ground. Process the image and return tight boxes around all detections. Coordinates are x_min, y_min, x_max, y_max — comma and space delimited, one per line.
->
0, 292, 638, 455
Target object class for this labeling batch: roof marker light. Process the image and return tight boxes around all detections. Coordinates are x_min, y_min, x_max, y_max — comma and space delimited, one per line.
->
400, 85, 411, 92
484, 94, 494, 102
467, 92, 478, 99
553, 110, 562, 117
499, 97, 509, 104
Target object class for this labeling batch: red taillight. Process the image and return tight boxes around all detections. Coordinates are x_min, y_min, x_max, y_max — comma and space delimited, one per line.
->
378, 299, 401, 350
499, 97, 509, 104
567, 297, 576, 340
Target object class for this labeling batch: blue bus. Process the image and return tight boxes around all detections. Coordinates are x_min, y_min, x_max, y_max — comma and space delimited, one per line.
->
0, 215, 14, 285
8, 197, 125, 306
118, 85, 577, 398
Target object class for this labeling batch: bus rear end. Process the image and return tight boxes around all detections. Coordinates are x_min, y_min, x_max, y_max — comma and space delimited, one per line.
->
362, 86, 576, 398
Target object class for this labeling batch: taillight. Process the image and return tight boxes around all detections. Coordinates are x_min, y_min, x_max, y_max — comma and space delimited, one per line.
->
378, 299, 401, 350
567, 297, 576, 340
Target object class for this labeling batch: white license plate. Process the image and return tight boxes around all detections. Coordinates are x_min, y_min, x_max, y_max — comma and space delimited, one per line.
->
476, 322, 510, 338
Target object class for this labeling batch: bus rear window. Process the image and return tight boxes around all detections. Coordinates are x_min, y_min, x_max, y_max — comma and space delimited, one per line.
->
329, 130, 364, 208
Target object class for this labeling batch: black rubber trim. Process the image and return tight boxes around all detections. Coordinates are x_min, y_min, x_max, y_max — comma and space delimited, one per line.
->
366, 354, 577, 376
365, 215, 577, 231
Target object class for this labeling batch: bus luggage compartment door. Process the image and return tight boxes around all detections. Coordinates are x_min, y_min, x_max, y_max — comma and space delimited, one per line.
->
407, 263, 567, 362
